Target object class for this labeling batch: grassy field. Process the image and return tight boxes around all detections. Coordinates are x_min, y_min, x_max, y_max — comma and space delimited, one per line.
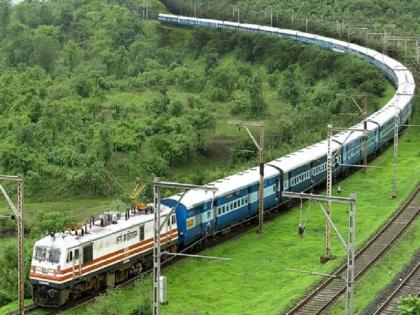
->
62, 100, 420, 315
328, 218, 419, 314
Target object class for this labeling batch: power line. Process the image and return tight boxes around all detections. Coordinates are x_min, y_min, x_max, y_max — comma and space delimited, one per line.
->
282, 191, 356, 315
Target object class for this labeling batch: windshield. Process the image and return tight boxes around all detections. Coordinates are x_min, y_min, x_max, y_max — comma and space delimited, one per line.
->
34, 247, 47, 261
48, 249, 61, 263
34, 247, 61, 263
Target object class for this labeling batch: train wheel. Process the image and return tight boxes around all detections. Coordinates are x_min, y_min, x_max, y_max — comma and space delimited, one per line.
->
130, 262, 143, 276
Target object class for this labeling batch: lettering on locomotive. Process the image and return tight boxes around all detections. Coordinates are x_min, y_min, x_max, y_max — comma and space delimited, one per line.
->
116, 230, 138, 243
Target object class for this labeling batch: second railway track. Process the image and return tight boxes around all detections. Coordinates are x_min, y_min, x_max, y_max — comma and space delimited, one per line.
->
286, 185, 420, 315
372, 254, 420, 315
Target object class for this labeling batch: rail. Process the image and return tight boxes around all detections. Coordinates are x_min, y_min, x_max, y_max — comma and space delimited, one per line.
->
372, 259, 420, 315
286, 185, 420, 314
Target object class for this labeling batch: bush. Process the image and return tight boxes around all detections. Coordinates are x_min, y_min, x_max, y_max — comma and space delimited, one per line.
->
0, 289, 12, 307
130, 297, 152, 315
229, 95, 249, 115
399, 295, 420, 315
205, 86, 229, 102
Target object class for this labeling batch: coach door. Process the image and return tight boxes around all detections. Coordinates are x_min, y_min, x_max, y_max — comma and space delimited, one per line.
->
81, 244, 93, 275
211, 200, 218, 233
73, 247, 81, 279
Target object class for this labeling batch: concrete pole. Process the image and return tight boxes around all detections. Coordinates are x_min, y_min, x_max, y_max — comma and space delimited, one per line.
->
363, 95, 368, 174
345, 194, 356, 315
153, 178, 161, 315
391, 112, 399, 198
258, 125, 265, 234
321, 125, 333, 263
270, 7, 273, 27
17, 176, 24, 315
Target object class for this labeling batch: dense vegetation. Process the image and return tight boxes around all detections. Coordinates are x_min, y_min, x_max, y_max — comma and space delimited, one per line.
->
64, 108, 420, 314
0, 0, 392, 308
163, 0, 420, 36
0, 0, 388, 200
399, 296, 420, 315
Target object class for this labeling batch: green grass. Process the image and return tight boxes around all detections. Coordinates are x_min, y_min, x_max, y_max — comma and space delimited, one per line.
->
328, 218, 419, 314
0, 299, 36, 315
0, 197, 122, 225
63, 101, 420, 315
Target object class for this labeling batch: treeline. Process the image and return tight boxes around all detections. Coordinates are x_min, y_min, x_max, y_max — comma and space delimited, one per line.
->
0, 0, 390, 306
0, 0, 388, 199
0, 0, 216, 198
161, 0, 420, 61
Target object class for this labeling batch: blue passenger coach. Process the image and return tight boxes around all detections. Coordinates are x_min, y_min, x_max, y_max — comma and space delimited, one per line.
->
158, 14, 415, 248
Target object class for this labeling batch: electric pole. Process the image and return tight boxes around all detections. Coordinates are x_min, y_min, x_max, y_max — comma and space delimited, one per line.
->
391, 111, 399, 198
228, 121, 265, 234
322, 125, 371, 263
336, 93, 369, 172
153, 178, 217, 315
390, 110, 420, 199
322, 124, 334, 263
0, 175, 24, 315
282, 191, 356, 315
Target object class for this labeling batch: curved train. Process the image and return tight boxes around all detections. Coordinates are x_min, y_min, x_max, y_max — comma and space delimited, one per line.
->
30, 14, 415, 307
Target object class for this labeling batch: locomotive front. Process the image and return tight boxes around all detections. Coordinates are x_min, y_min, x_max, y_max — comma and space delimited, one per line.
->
30, 234, 76, 307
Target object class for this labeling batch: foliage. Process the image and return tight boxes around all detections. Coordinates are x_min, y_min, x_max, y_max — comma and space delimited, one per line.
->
163, 0, 420, 39
0, 0, 388, 200
399, 295, 420, 315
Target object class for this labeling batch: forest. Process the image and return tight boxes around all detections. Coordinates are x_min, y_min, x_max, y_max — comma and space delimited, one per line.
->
163, 0, 420, 36
0, 0, 392, 307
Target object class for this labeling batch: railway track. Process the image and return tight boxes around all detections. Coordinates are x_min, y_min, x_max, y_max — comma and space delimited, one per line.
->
286, 185, 420, 315
8, 187, 419, 315
372, 257, 420, 315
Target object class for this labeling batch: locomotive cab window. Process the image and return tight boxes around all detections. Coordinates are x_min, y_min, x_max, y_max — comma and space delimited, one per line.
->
171, 215, 176, 224
48, 248, 61, 263
34, 247, 47, 261
74, 249, 79, 260
83, 244, 93, 264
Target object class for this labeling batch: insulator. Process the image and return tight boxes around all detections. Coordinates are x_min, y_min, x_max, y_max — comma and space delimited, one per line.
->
298, 224, 305, 236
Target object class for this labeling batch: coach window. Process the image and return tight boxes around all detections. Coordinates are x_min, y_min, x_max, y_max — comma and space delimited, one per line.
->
139, 225, 145, 241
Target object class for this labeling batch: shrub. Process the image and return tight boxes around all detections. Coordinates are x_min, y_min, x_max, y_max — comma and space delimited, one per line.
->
399, 295, 420, 315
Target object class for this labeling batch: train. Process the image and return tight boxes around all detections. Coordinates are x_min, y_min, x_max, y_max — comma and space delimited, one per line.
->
30, 14, 415, 307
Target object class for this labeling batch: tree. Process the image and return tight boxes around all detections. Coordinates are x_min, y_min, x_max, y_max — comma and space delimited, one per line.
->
399, 295, 420, 315
0, 0, 11, 39
205, 52, 218, 74
99, 127, 113, 165
60, 40, 81, 72
279, 66, 301, 107
247, 75, 266, 117
33, 26, 61, 72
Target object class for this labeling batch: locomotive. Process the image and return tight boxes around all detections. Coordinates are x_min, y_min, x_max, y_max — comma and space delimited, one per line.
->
31, 206, 177, 306
30, 14, 415, 307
